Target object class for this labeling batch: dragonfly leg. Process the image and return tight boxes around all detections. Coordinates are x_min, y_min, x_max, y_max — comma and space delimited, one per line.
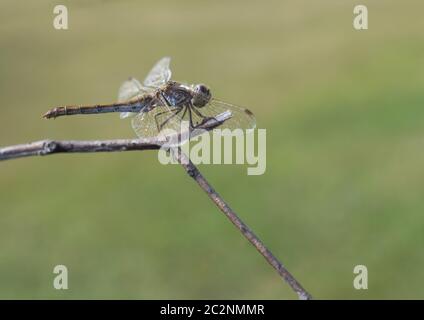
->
154, 109, 173, 132
159, 107, 183, 131
191, 106, 215, 127
180, 106, 188, 122
154, 91, 183, 131
192, 107, 207, 119
187, 105, 195, 129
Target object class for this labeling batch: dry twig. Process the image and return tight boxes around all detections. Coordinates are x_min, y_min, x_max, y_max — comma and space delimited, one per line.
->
0, 114, 312, 300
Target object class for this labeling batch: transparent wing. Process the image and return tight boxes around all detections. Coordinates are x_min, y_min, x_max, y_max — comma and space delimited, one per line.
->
131, 98, 255, 140
186, 99, 256, 131
131, 103, 184, 140
143, 57, 172, 88
118, 77, 144, 102
118, 77, 152, 119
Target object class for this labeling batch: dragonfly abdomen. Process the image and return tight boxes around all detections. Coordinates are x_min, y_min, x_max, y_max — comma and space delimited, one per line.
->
43, 96, 153, 119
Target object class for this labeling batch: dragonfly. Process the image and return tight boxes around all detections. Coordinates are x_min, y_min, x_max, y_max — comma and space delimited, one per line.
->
43, 57, 256, 139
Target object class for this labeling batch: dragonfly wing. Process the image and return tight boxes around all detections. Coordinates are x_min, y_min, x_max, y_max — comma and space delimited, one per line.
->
143, 57, 172, 88
131, 103, 184, 140
187, 99, 256, 131
120, 57, 171, 119
118, 77, 152, 119
131, 96, 255, 141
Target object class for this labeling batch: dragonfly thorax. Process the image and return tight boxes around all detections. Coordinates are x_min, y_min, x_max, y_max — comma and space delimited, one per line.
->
192, 84, 212, 108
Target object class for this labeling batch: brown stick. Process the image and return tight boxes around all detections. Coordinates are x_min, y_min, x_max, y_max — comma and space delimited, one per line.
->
0, 112, 230, 161
173, 148, 312, 300
0, 138, 160, 161
0, 114, 312, 299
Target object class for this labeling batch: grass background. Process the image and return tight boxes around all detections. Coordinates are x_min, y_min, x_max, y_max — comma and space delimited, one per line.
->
1, 0, 424, 299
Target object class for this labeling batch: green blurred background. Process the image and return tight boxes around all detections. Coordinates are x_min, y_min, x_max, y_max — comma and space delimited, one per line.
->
1, 0, 423, 299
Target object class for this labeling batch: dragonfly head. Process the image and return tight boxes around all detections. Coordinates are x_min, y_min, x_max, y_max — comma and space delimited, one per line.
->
192, 84, 211, 108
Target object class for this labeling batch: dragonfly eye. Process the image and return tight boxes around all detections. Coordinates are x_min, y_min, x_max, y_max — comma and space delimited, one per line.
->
193, 84, 211, 107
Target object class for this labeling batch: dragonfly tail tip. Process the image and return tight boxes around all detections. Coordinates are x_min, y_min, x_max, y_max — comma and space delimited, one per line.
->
42, 110, 54, 119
